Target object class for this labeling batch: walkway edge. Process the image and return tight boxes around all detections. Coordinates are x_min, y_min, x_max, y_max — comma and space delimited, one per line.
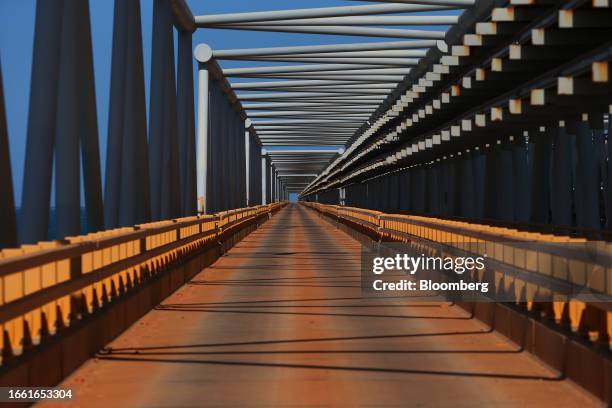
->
307, 204, 612, 405
0, 209, 280, 394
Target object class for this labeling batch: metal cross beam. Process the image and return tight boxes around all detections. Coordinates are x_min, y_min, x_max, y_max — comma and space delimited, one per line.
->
194, 0, 465, 195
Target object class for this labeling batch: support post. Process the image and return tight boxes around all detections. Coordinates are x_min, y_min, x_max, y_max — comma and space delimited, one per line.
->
19, 0, 64, 243
105, 0, 150, 229
261, 150, 267, 204
0, 60, 17, 248
150, 0, 180, 220
270, 164, 275, 203
195, 44, 212, 214
178, 30, 196, 216
55, 0, 81, 239
245, 119, 252, 206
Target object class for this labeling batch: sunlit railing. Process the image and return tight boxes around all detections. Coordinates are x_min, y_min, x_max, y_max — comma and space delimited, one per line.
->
303, 202, 612, 351
0, 202, 285, 363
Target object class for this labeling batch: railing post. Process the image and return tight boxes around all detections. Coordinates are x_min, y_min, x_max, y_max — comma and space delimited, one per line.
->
195, 44, 212, 214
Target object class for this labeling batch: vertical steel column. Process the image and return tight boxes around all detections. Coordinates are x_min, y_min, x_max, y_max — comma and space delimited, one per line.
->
209, 82, 220, 213
238, 114, 245, 207
0, 60, 17, 248
120, 0, 151, 227
496, 142, 513, 221
551, 124, 573, 226
149, 0, 169, 219
178, 30, 196, 216
150, 0, 180, 220
224, 105, 232, 210
251, 135, 262, 205
459, 153, 475, 218
270, 165, 275, 202
572, 118, 600, 229
452, 158, 463, 216
104, 0, 128, 229
511, 137, 531, 223
400, 170, 411, 211
472, 148, 486, 219
55, 0, 81, 238
20, 0, 64, 243
239, 119, 247, 207
444, 160, 457, 215
436, 162, 447, 215
195, 45, 212, 214
163, 28, 180, 219
217, 89, 227, 211
413, 167, 425, 213
106, 0, 150, 228
78, 0, 104, 233
606, 112, 612, 229
261, 151, 267, 204
245, 119, 251, 206
118, 0, 139, 227
275, 171, 279, 202
426, 165, 439, 214
232, 106, 241, 208
268, 160, 273, 203
483, 145, 498, 219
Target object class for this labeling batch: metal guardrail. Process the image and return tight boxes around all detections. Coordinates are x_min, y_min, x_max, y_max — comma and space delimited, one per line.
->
0, 202, 285, 363
303, 202, 612, 351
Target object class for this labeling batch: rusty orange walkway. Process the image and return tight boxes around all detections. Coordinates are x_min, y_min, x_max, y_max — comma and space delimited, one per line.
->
38, 205, 596, 407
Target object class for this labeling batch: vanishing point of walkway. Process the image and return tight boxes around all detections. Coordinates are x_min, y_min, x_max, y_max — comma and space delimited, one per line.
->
38, 205, 596, 408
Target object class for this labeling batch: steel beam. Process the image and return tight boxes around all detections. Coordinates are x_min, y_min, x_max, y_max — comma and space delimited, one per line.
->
232, 80, 396, 89
195, 4, 458, 26
267, 149, 342, 154
237, 74, 405, 82
233, 56, 420, 65
237, 92, 388, 100
237, 50, 427, 59
261, 153, 267, 204
20, 0, 63, 244
177, 30, 196, 216
213, 40, 436, 58
56, 0, 82, 238
195, 44, 212, 214
201, 25, 446, 40
229, 15, 457, 26
245, 119, 251, 206
0, 60, 16, 248
223, 64, 405, 75
244, 103, 378, 109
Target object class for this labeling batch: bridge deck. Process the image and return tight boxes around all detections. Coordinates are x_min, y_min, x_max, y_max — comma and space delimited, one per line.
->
38, 205, 595, 407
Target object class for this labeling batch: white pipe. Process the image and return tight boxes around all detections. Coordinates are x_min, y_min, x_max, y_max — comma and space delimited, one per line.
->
209, 25, 446, 40
232, 56, 419, 66
195, 4, 459, 25
213, 40, 436, 58
222, 15, 458, 26
195, 46, 212, 214
235, 50, 427, 59
223, 63, 399, 75
237, 92, 389, 100
232, 79, 394, 89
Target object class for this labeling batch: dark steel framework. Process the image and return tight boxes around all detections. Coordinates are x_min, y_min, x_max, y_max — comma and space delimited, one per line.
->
303, 0, 612, 235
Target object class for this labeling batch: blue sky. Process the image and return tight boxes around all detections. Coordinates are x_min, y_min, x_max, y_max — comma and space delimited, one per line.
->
0, 1, 450, 205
